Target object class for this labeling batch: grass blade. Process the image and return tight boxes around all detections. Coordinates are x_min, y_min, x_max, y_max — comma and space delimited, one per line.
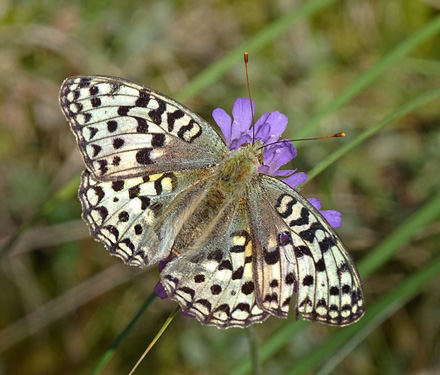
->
176, 0, 338, 102
128, 307, 180, 375
296, 14, 440, 138
92, 293, 156, 374
305, 86, 440, 183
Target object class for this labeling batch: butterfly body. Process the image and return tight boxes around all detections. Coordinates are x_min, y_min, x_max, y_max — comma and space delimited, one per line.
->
60, 75, 364, 329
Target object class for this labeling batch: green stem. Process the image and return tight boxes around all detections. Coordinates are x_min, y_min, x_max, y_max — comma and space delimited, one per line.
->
246, 327, 263, 375
128, 306, 180, 375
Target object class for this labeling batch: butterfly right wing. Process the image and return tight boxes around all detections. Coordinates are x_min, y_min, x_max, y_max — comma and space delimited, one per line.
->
60, 76, 228, 181
259, 175, 364, 326
246, 182, 299, 319
79, 167, 217, 267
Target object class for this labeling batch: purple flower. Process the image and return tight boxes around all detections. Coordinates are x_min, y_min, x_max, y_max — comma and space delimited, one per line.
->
213, 97, 342, 224
213, 98, 306, 189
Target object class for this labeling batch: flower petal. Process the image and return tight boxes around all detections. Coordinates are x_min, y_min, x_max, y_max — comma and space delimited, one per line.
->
320, 210, 342, 228
262, 141, 296, 175
281, 171, 308, 188
232, 98, 254, 129
307, 198, 341, 228
253, 113, 271, 143
273, 169, 296, 177
230, 133, 253, 150
154, 282, 168, 299
155, 254, 173, 299
181, 310, 194, 318
308, 198, 321, 210
230, 98, 254, 148
261, 111, 288, 143
212, 108, 232, 146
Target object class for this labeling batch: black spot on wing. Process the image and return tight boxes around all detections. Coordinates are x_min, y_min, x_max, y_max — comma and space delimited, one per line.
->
263, 247, 280, 265
136, 148, 153, 165
112, 180, 124, 191
113, 138, 124, 149
135, 90, 150, 107
89, 85, 99, 95
88, 127, 98, 139
303, 275, 314, 286
241, 281, 254, 295
79, 77, 91, 88
149, 99, 166, 125
136, 118, 149, 133
152, 133, 166, 147
92, 144, 102, 157
118, 106, 133, 116
107, 120, 118, 132
167, 109, 184, 132
177, 120, 202, 142
91, 97, 101, 108
289, 207, 310, 226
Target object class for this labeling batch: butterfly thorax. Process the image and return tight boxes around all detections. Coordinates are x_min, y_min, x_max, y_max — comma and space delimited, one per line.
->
218, 141, 263, 193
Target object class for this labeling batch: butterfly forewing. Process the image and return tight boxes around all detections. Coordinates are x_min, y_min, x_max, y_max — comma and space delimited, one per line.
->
59, 76, 227, 181
260, 175, 364, 326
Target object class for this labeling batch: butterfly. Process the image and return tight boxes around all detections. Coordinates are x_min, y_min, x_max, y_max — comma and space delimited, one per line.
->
59, 75, 364, 329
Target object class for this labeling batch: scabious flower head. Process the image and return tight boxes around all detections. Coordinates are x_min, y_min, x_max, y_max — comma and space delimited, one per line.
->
213, 98, 304, 187
154, 98, 341, 304
213, 97, 341, 227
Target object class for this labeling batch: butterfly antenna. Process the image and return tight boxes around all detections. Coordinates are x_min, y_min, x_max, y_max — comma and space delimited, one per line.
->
261, 132, 346, 149
244, 52, 256, 144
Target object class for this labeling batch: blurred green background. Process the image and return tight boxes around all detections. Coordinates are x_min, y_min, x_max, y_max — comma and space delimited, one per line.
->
1, 0, 440, 374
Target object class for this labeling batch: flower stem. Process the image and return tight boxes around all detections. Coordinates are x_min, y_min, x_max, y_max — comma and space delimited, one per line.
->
128, 306, 180, 375
246, 326, 262, 375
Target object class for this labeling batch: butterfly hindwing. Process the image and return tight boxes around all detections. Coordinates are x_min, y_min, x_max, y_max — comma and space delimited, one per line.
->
60, 76, 227, 181
260, 175, 364, 326
161, 197, 269, 328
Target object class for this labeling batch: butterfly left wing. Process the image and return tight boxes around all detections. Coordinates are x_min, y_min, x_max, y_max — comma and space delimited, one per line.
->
59, 76, 228, 181
258, 175, 365, 326
161, 196, 269, 328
